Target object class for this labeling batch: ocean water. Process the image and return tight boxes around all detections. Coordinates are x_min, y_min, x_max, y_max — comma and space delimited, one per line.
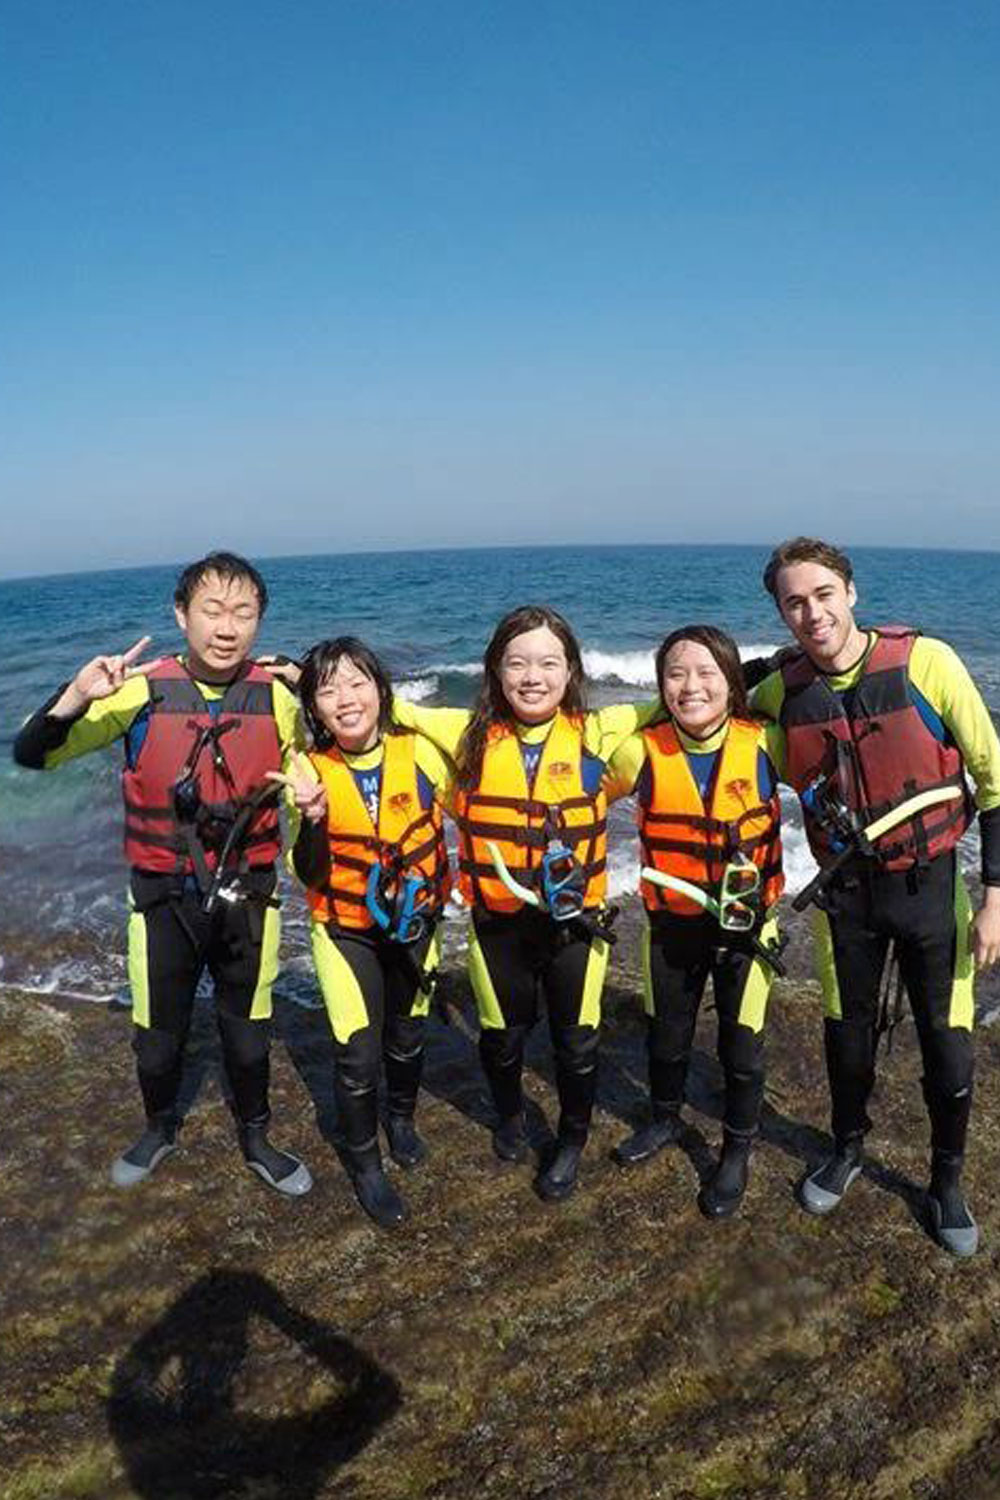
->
2, 543, 998, 1005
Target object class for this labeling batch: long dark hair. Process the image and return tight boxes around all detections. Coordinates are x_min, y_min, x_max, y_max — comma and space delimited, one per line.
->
456, 605, 587, 788
654, 624, 751, 723
299, 636, 394, 751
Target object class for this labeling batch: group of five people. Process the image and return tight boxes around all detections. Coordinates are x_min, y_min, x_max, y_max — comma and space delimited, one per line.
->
14, 538, 1000, 1257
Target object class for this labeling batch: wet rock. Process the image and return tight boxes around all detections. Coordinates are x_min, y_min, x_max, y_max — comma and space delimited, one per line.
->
3, 894, 1000, 1499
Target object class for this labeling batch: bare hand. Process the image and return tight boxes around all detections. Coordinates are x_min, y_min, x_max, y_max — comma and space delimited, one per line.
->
266, 751, 328, 823
54, 637, 159, 717
256, 654, 302, 689
971, 890, 1000, 970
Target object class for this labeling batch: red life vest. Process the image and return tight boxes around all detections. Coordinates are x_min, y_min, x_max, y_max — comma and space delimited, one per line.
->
122, 658, 282, 874
454, 713, 607, 914
305, 732, 450, 931
780, 627, 972, 871
638, 719, 783, 916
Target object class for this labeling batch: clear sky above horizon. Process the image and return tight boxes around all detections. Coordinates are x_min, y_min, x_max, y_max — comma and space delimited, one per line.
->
2, 1, 999, 578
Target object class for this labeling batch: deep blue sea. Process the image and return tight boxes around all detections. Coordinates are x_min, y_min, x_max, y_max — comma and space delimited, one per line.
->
2, 544, 998, 1004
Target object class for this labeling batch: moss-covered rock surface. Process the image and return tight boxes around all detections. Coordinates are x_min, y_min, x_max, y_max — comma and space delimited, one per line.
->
3, 898, 1000, 1500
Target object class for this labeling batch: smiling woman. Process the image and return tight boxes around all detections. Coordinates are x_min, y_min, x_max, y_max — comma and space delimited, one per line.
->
395, 604, 660, 1204
287, 636, 451, 1230
605, 623, 785, 1217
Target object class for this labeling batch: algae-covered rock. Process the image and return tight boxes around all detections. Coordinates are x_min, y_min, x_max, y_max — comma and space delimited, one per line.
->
2, 895, 1000, 1499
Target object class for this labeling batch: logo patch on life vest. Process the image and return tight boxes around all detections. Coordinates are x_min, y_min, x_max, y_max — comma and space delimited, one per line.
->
547, 762, 573, 781
726, 777, 753, 808
388, 792, 413, 810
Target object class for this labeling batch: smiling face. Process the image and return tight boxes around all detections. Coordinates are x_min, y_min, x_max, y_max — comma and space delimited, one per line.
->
174, 571, 261, 682
774, 560, 864, 672
660, 638, 731, 738
312, 656, 382, 752
498, 625, 571, 725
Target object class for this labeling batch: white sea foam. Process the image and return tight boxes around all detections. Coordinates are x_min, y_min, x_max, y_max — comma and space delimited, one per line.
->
424, 661, 482, 677
583, 649, 657, 687
412, 640, 784, 693
738, 641, 782, 661
395, 675, 440, 702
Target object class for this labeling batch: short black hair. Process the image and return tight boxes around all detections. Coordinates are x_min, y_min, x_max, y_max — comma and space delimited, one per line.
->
174, 551, 268, 615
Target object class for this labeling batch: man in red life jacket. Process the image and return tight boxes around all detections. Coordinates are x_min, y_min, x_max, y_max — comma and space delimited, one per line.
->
752, 537, 1000, 1256
13, 552, 311, 1196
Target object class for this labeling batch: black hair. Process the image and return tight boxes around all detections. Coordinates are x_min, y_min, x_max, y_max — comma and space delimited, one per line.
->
456, 605, 586, 788
174, 551, 269, 616
298, 637, 394, 750
655, 624, 751, 721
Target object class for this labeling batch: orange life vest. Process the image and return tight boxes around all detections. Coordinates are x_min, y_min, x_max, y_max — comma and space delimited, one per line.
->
454, 712, 607, 914
306, 732, 450, 930
638, 718, 783, 917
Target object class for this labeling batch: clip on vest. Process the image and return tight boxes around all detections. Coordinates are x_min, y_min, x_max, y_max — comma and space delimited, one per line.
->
791, 785, 964, 914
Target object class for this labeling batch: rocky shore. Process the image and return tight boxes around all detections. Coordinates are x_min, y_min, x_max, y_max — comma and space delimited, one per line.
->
3, 892, 1000, 1500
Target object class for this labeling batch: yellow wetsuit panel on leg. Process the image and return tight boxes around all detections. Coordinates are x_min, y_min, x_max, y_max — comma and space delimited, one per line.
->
641, 923, 654, 1017
127, 894, 150, 1030
249, 903, 281, 1021
577, 935, 610, 1029
468, 922, 506, 1030
408, 928, 441, 1020
811, 906, 842, 1020
950, 871, 975, 1031
735, 913, 779, 1035
311, 923, 373, 1043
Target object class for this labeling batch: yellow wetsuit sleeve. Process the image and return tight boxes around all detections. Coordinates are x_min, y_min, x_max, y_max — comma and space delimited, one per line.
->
392, 699, 471, 760
413, 733, 456, 804
749, 671, 789, 781
908, 638, 1000, 812
584, 699, 660, 761
603, 730, 649, 802
269, 677, 307, 851
40, 676, 153, 768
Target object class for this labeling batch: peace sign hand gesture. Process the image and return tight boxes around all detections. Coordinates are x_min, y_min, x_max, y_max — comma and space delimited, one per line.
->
53, 637, 161, 718
266, 752, 329, 824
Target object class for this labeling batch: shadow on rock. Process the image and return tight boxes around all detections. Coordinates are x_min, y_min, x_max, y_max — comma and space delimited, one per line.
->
108, 1268, 401, 1500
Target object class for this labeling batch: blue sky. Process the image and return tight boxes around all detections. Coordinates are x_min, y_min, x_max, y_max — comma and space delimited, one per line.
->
2, 1, 999, 576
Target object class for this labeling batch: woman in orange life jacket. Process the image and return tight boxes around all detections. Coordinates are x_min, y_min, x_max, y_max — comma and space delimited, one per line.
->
604, 625, 785, 1218
275, 637, 452, 1230
399, 605, 656, 1203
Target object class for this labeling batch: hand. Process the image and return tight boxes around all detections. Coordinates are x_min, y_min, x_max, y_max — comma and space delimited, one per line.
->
256, 654, 302, 689
53, 636, 160, 717
971, 888, 1000, 970
266, 751, 328, 823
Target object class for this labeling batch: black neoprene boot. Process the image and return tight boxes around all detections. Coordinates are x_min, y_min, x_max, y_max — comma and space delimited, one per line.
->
111, 1110, 179, 1188
698, 1130, 751, 1219
928, 1150, 979, 1258
239, 1116, 313, 1197
348, 1146, 407, 1229
385, 1114, 427, 1170
535, 1139, 584, 1202
613, 1106, 684, 1166
799, 1136, 863, 1215
492, 1112, 529, 1163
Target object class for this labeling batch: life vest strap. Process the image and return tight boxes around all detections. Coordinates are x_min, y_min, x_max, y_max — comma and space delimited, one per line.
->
642, 801, 774, 834
463, 792, 551, 817
459, 856, 606, 881
640, 828, 777, 859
